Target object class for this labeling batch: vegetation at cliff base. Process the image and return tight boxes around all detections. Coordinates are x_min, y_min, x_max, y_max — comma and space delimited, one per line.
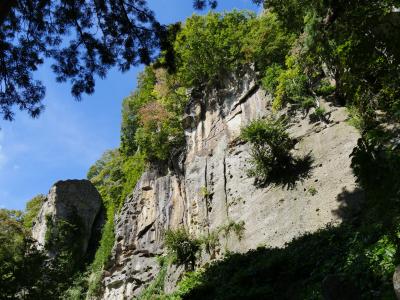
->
0, 208, 84, 299
138, 256, 170, 300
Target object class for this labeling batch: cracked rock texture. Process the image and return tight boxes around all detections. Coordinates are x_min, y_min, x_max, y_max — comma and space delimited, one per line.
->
101, 74, 362, 299
32, 179, 104, 258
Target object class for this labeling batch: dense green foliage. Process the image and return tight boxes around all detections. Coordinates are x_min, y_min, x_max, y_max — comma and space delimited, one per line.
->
23, 194, 45, 229
262, 0, 400, 124
241, 117, 294, 184
0, 209, 82, 299
44, 214, 85, 267
240, 117, 312, 187
121, 68, 188, 163
0, 209, 28, 297
164, 228, 202, 270
174, 11, 254, 88
173, 10, 292, 89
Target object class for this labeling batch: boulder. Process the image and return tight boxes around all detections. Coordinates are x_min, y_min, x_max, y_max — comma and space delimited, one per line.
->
32, 179, 104, 259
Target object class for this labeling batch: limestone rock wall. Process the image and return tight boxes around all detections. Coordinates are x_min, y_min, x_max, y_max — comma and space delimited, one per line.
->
32, 179, 104, 258
102, 171, 186, 298
101, 74, 361, 299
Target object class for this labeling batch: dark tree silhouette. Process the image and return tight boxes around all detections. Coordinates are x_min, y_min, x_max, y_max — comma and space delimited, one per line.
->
0, 0, 162, 121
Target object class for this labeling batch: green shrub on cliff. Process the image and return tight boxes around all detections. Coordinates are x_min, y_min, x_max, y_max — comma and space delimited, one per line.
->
23, 194, 45, 228
165, 228, 202, 270
120, 68, 157, 158
88, 149, 145, 209
121, 67, 188, 164
241, 117, 294, 184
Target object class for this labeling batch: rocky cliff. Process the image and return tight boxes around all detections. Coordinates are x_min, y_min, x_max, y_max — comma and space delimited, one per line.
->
100, 74, 362, 299
32, 179, 104, 259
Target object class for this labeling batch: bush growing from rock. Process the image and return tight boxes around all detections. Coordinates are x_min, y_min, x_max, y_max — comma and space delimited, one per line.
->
23, 194, 45, 229
164, 228, 201, 270
310, 107, 327, 123
241, 117, 295, 185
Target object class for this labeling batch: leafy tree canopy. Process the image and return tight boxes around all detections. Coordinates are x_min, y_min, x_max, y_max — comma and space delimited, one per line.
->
262, 0, 400, 124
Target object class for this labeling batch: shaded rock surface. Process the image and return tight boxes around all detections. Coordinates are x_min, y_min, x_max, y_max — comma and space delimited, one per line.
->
101, 74, 362, 299
393, 266, 400, 299
32, 179, 104, 258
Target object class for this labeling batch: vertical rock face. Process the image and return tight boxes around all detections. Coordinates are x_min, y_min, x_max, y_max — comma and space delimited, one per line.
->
393, 266, 400, 299
32, 179, 104, 258
101, 73, 362, 299
102, 171, 186, 298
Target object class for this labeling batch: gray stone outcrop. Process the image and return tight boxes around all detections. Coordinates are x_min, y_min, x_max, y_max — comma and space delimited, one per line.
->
32, 179, 104, 258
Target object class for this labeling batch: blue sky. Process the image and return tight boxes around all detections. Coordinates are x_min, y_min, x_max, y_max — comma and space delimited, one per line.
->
0, 0, 259, 210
